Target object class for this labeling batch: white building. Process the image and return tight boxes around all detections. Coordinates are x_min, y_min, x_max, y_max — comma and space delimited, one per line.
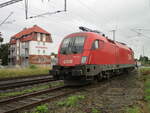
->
9, 25, 53, 66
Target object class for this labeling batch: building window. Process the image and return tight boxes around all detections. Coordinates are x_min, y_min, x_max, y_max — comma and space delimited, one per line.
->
38, 50, 40, 54
38, 41, 40, 45
43, 34, 46, 41
40, 34, 43, 41
37, 33, 41, 41
43, 42, 45, 45
43, 50, 45, 54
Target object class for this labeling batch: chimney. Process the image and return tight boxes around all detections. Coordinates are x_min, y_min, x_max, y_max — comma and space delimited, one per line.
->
23, 27, 27, 30
34, 25, 37, 27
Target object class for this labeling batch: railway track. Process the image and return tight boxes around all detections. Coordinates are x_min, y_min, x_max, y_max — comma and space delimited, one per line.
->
0, 74, 49, 81
0, 75, 55, 90
0, 85, 79, 113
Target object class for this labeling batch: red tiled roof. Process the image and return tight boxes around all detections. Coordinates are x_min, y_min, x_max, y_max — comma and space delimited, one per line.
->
20, 35, 32, 42
10, 39, 16, 44
11, 25, 50, 39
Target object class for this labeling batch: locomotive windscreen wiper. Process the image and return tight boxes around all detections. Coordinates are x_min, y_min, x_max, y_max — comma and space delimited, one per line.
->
71, 46, 78, 54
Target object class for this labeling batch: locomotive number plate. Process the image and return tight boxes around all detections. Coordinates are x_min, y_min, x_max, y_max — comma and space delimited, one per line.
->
63, 60, 73, 64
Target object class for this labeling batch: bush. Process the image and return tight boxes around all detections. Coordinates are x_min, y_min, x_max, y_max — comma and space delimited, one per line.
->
33, 104, 48, 113
57, 95, 85, 107
92, 108, 101, 113
29, 64, 38, 69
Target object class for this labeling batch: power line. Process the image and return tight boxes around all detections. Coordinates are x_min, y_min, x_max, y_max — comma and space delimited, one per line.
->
28, 0, 67, 19
0, 12, 13, 26
130, 28, 150, 40
29, 10, 65, 19
0, 0, 23, 8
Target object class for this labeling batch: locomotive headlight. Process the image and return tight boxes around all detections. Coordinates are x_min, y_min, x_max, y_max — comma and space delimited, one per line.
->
81, 56, 87, 64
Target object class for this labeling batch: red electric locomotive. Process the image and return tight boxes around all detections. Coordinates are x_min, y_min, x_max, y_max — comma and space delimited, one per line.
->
50, 27, 136, 86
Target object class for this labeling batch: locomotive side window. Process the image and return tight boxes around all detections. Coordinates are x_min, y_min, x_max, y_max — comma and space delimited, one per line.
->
92, 40, 99, 50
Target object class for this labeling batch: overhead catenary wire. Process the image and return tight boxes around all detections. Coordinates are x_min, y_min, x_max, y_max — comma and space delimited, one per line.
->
130, 28, 150, 40
0, 12, 13, 26
28, 0, 67, 19
0, 0, 23, 8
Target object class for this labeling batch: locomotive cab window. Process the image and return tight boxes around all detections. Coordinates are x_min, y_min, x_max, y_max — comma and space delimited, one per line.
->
60, 36, 86, 54
92, 40, 99, 50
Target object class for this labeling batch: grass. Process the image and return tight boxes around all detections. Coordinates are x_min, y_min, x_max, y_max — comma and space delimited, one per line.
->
0, 84, 50, 98
125, 106, 140, 113
0, 65, 50, 79
141, 68, 150, 104
91, 108, 101, 113
0, 81, 64, 98
57, 95, 85, 107
140, 67, 150, 75
32, 104, 49, 113
140, 67, 150, 111
124, 67, 150, 113
143, 75, 150, 111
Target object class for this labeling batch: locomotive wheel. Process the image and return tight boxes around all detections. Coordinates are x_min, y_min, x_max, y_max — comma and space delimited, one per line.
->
96, 72, 103, 82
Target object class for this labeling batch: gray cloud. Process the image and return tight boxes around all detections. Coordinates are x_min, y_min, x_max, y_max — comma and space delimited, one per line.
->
0, 0, 150, 58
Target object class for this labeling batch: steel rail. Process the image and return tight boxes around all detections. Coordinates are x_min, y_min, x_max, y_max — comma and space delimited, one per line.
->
0, 77, 55, 90
0, 85, 79, 113
4, 89, 77, 113
0, 74, 50, 81
0, 86, 66, 104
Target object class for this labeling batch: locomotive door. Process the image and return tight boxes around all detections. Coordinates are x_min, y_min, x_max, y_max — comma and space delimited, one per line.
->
89, 40, 104, 64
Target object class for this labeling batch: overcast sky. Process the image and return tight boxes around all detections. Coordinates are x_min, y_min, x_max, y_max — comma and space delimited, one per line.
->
0, 0, 150, 58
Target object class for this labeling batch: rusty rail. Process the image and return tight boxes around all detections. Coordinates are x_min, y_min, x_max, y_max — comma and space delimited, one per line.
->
0, 85, 78, 113
0, 75, 55, 90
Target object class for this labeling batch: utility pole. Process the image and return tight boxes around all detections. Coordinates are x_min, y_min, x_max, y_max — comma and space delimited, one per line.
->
143, 46, 145, 57
64, 0, 67, 11
130, 28, 150, 58
25, 0, 28, 19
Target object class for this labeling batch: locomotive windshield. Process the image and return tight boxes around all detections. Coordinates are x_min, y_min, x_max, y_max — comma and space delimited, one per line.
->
60, 36, 86, 54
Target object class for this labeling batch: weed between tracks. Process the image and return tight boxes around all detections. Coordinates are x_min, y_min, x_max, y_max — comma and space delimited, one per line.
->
56, 95, 85, 107
125, 106, 140, 113
32, 104, 49, 113
0, 81, 64, 99
0, 84, 49, 98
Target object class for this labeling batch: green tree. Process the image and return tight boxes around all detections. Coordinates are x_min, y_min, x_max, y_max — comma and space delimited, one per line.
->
0, 43, 9, 65
139, 55, 150, 65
